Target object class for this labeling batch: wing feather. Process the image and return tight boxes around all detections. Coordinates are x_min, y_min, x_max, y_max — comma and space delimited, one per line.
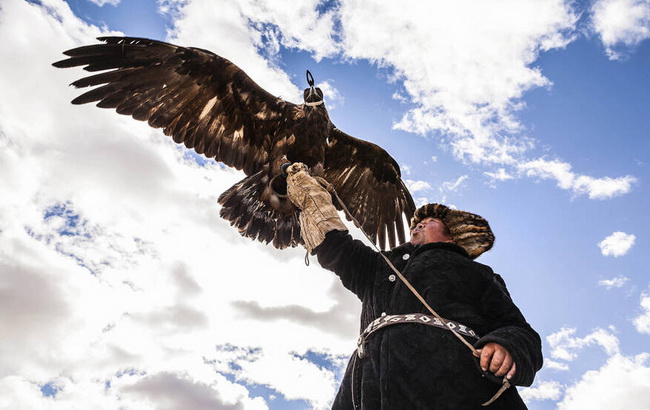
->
324, 128, 415, 250
54, 36, 295, 175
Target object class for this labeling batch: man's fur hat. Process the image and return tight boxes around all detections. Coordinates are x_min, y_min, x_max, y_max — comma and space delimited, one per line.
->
410, 203, 494, 259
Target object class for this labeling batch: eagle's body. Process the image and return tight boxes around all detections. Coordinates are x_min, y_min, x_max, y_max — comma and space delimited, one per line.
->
54, 37, 415, 250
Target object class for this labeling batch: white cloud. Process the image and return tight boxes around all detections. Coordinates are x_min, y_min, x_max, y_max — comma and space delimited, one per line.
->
441, 175, 469, 193
517, 158, 637, 199
598, 232, 636, 257
119, 372, 255, 410
414, 197, 431, 207
340, 0, 577, 139
598, 275, 630, 289
392, 91, 409, 103
316, 79, 345, 110
543, 328, 650, 408
335, 0, 637, 200
162, 0, 338, 103
163, 1, 299, 103
0, 1, 358, 408
240, 0, 339, 61
633, 294, 650, 334
558, 353, 650, 409
426, 176, 469, 204
547, 327, 620, 362
591, 0, 650, 60
218, 348, 339, 408
484, 168, 515, 182
405, 179, 432, 192
404, 175, 467, 205
545, 360, 570, 371
86, 0, 121, 6
520, 380, 563, 402
573, 174, 639, 199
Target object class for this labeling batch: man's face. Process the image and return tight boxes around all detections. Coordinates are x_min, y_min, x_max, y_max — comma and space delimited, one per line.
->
410, 217, 453, 245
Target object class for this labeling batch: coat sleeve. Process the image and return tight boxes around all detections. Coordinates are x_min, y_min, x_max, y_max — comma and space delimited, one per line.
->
474, 273, 543, 387
314, 230, 381, 298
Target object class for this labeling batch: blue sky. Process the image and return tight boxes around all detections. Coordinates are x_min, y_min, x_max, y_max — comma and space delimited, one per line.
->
0, 0, 649, 408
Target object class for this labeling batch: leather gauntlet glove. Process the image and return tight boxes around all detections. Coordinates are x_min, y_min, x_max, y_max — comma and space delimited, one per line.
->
286, 163, 347, 252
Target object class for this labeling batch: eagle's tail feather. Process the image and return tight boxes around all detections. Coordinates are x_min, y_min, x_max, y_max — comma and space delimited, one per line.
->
218, 171, 302, 249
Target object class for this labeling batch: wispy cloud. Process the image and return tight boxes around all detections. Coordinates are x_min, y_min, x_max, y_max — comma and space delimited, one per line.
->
545, 360, 570, 371
517, 158, 637, 199
557, 353, 650, 409
441, 175, 469, 193
598, 232, 636, 257
633, 294, 650, 335
598, 275, 630, 289
519, 327, 650, 408
484, 168, 515, 182
405, 179, 432, 193
86, 0, 121, 6
335, 0, 640, 199
547, 327, 620, 362
167, 0, 339, 61
520, 380, 563, 402
435, 175, 469, 203
591, 0, 650, 60
316, 80, 345, 110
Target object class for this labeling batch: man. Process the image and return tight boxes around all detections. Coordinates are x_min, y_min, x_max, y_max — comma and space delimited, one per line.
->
285, 163, 543, 409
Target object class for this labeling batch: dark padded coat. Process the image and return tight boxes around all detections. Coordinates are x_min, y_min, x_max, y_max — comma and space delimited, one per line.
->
315, 230, 543, 410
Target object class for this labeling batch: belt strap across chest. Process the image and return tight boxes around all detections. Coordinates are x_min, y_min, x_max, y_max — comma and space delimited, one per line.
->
356, 313, 479, 359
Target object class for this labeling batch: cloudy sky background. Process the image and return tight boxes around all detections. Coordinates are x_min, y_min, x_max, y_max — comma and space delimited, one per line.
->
1, 0, 649, 408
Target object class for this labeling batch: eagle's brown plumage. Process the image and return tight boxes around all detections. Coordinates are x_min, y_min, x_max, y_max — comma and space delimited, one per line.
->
53, 36, 415, 250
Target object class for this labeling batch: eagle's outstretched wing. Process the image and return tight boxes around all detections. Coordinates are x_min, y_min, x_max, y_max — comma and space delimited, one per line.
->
53, 36, 293, 175
324, 128, 416, 250
54, 36, 416, 250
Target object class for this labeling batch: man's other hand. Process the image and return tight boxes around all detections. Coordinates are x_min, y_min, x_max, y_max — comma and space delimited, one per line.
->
477, 343, 516, 380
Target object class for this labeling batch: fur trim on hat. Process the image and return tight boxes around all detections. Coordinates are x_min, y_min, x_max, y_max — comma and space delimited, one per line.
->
410, 203, 494, 259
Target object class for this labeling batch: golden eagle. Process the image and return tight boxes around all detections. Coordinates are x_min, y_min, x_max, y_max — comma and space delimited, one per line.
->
53, 37, 415, 250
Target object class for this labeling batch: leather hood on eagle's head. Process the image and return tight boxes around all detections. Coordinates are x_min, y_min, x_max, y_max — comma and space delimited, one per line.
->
303, 70, 324, 105
303, 87, 324, 105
